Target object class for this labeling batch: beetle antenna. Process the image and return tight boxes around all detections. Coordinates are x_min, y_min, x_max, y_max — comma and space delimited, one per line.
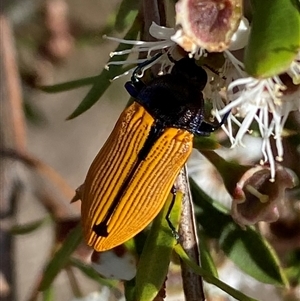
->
131, 52, 163, 83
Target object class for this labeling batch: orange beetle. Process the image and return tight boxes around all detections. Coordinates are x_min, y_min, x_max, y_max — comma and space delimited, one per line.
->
76, 56, 222, 251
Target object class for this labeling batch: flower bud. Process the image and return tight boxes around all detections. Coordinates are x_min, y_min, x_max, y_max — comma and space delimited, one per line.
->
172, 0, 242, 53
231, 165, 295, 228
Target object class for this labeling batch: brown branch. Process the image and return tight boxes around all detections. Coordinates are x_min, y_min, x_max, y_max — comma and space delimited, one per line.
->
65, 266, 83, 298
1, 7, 77, 301
1, 149, 74, 199
141, 0, 166, 40
176, 166, 205, 301
0, 14, 28, 301
0, 14, 26, 151
0, 148, 80, 218
138, 2, 205, 299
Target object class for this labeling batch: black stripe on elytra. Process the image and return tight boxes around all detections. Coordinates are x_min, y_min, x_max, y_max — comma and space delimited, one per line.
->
92, 121, 164, 237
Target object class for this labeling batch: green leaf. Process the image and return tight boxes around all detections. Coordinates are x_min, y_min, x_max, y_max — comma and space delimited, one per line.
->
285, 265, 300, 284
193, 136, 221, 151
39, 76, 97, 93
10, 216, 50, 235
124, 278, 136, 301
198, 231, 218, 278
245, 0, 300, 78
190, 179, 288, 286
114, 0, 139, 31
219, 223, 289, 286
174, 244, 258, 301
42, 286, 54, 301
67, 16, 140, 120
39, 225, 83, 291
133, 192, 182, 301
284, 251, 300, 284
99, 0, 138, 36
39, 0, 139, 94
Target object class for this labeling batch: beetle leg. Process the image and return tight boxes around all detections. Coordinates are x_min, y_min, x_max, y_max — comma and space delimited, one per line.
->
166, 186, 180, 241
195, 110, 231, 136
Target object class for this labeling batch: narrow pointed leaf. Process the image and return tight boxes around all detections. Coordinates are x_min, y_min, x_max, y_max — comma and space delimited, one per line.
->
133, 193, 182, 301
193, 136, 220, 150
245, 0, 300, 77
10, 216, 50, 235
39, 76, 97, 93
67, 17, 140, 120
42, 286, 54, 301
124, 278, 136, 301
219, 223, 289, 286
39, 225, 83, 291
39, 2, 138, 94
174, 244, 258, 301
198, 231, 218, 278
114, 0, 139, 31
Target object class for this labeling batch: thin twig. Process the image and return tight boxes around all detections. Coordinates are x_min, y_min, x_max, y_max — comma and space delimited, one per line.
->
138, 2, 205, 299
176, 166, 205, 301
1, 8, 79, 301
0, 148, 80, 219
141, 0, 166, 41
65, 266, 83, 298
0, 14, 27, 301
26, 275, 43, 301
0, 148, 76, 201
0, 14, 26, 151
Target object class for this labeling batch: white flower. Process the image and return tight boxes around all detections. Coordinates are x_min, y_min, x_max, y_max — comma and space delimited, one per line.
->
105, 17, 250, 77
228, 17, 250, 51
106, 22, 175, 56
104, 16, 299, 183
215, 53, 300, 181
104, 22, 176, 78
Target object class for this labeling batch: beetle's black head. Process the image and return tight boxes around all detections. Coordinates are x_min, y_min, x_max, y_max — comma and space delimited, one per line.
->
170, 57, 207, 91
125, 57, 207, 101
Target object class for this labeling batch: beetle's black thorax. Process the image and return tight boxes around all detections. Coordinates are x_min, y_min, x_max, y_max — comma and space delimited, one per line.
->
126, 58, 207, 133
124, 56, 222, 139
135, 59, 208, 134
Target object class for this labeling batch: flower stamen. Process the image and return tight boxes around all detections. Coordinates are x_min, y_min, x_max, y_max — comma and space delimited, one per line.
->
245, 184, 269, 203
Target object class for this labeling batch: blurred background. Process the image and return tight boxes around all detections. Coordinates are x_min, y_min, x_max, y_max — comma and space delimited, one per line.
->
1, 0, 129, 300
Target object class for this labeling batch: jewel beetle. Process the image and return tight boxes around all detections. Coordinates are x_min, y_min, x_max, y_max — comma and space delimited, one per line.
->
76, 55, 223, 251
